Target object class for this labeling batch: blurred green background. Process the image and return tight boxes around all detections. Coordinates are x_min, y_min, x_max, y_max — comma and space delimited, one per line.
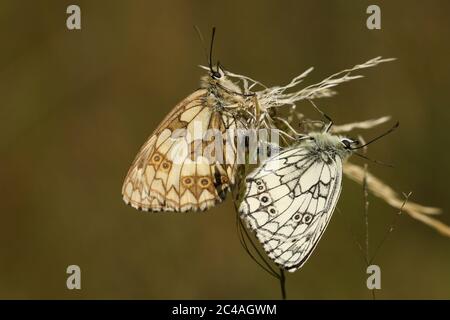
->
0, 0, 449, 299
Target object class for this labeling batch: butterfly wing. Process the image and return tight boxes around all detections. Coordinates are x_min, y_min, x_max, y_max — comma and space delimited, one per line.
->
239, 146, 342, 272
122, 89, 241, 212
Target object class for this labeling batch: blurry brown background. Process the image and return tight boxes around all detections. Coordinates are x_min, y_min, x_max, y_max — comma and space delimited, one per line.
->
0, 0, 449, 299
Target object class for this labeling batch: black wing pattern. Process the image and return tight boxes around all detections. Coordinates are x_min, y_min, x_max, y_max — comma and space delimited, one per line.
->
239, 146, 343, 272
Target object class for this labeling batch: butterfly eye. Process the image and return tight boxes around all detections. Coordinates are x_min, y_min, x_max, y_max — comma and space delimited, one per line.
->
212, 61, 224, 79
342, 140, 351, 148
268, 206, 278, 215
293, 214, 302, 222
211, 71, 222, 79
341, 138, 357, 149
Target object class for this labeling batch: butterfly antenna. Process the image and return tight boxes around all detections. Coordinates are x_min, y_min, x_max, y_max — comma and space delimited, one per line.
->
353, 152, 394, 167
307, 100, 333, 132
216, 60, 221, 73
351, 121, 399, 150
209, 27, 217, 72
193, 25, 209, 66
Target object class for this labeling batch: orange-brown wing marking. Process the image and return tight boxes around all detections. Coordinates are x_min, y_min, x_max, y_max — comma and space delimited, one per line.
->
122, 89, 208, 211
122, 88, 245, 212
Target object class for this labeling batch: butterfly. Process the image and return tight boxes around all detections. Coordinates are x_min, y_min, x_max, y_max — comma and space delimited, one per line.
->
122, 29, 258, 212
239, 116, 399, 272
239, 120, 357, 271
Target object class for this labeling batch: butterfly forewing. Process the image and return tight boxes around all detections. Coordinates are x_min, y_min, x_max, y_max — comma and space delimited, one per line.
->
239, 146, 343, 272
122, 89, 241, 212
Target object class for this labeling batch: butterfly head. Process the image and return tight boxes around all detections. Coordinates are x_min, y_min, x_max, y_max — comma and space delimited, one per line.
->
201, 65, 244, 100
302, 132, 358, 159
207, 64, 234, 88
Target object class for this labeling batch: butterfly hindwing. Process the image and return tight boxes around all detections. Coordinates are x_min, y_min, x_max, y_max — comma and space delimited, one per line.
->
239, 146, 343, 272
122, 89, 241, 212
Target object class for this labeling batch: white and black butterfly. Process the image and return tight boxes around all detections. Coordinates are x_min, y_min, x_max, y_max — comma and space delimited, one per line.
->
239, 116, 398, 272
239, 120, 360, 272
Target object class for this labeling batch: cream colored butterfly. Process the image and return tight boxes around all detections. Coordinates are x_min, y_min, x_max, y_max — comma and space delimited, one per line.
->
122, 29, 255, 212
239, 117, 398, 272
